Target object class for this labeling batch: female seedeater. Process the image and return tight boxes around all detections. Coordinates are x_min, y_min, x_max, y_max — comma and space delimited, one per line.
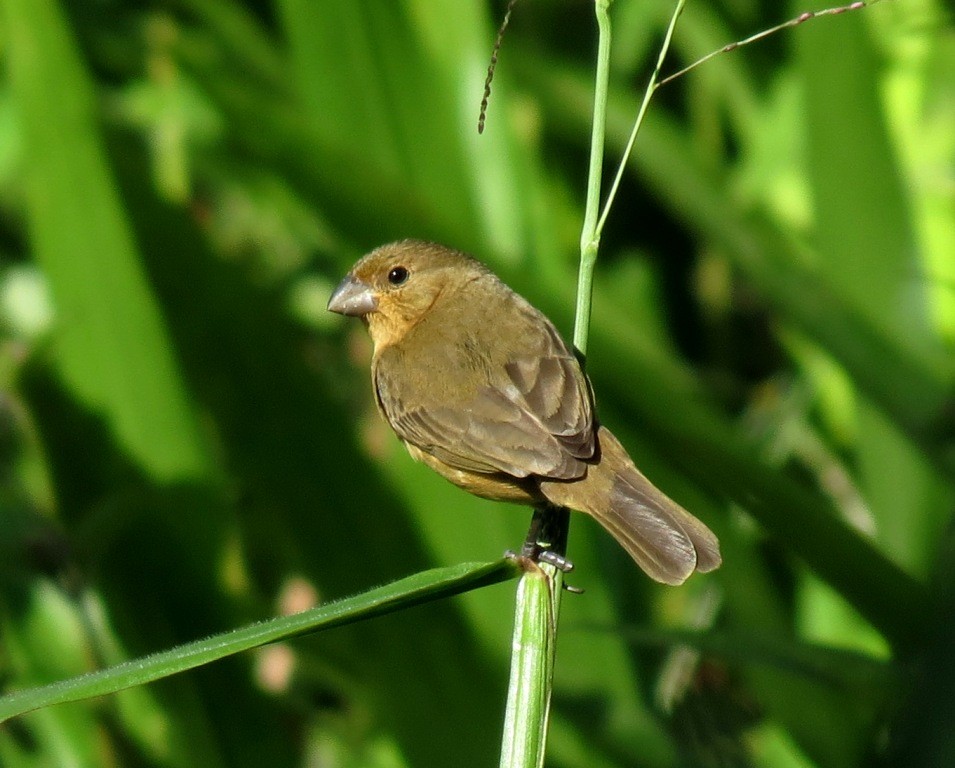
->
328, 240, 720, 584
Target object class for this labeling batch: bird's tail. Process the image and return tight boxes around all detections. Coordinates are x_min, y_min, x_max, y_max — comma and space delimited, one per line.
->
540, 426, 721, 585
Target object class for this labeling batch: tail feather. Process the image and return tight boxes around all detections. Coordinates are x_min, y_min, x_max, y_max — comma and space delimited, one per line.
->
605, 459, 721, 583
540, 426, 721, 585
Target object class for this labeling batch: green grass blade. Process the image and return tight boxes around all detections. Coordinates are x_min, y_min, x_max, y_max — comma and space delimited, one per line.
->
3, 0, 209, 480
610, 625, 894, 696
796, 8, 952, 578
0, 560, 516, 724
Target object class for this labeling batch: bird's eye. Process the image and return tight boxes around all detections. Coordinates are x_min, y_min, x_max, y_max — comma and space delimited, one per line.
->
387, 266, 409, 285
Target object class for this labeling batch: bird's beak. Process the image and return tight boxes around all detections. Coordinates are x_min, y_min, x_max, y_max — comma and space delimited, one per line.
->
327, 275, 378, 316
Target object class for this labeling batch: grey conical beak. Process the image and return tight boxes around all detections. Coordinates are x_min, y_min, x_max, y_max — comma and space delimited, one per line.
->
327, 275, 378, 316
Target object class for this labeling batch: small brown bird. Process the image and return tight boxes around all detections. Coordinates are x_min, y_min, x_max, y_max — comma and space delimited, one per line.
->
328, 240, 720, 584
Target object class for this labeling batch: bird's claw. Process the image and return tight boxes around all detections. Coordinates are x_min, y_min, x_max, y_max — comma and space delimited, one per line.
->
534, 548, 575, 573
504, 546, 583, 593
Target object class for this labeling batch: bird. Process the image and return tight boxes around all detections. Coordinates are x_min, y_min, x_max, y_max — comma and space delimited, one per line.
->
327, 240, 720, 584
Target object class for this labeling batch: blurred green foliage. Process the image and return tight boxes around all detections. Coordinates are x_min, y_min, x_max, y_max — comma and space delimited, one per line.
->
0, 0, 952, 766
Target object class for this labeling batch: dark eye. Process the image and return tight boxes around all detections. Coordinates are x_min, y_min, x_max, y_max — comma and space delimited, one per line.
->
387, 266, 409, 285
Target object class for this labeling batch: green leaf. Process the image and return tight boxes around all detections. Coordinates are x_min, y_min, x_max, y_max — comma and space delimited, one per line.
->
0, 560, 516, 724
3, 0, 210, 480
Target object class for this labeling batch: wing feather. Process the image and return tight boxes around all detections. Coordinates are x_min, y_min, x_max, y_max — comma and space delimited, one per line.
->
373, 287, 594, 480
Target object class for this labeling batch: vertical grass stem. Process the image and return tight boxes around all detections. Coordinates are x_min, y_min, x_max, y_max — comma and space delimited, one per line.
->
500, 1, 615, 764
573, 0, 613, 358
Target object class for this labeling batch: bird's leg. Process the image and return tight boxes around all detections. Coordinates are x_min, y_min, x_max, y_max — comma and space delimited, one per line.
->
504, 505, 583, 592
520, 504, 574, 573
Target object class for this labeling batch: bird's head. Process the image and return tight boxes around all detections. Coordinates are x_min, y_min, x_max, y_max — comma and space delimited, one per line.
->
327, 240, 486, 348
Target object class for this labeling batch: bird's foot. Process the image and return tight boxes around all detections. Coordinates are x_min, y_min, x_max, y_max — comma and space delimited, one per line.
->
520, 541, 574, 573
520, 505, 574, 570
507, 505, 583, 591
504, 548, 583, 593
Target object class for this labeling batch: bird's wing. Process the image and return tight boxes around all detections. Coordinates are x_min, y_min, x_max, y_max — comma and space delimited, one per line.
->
502, 318, 595, 461
374, 304, 595, 480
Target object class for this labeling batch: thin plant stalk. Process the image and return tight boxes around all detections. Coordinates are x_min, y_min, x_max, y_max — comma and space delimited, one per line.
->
499, 0, 616, 765
573, 0, 614, 358
656, 0, 885, 89
597, 0, 685, 239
